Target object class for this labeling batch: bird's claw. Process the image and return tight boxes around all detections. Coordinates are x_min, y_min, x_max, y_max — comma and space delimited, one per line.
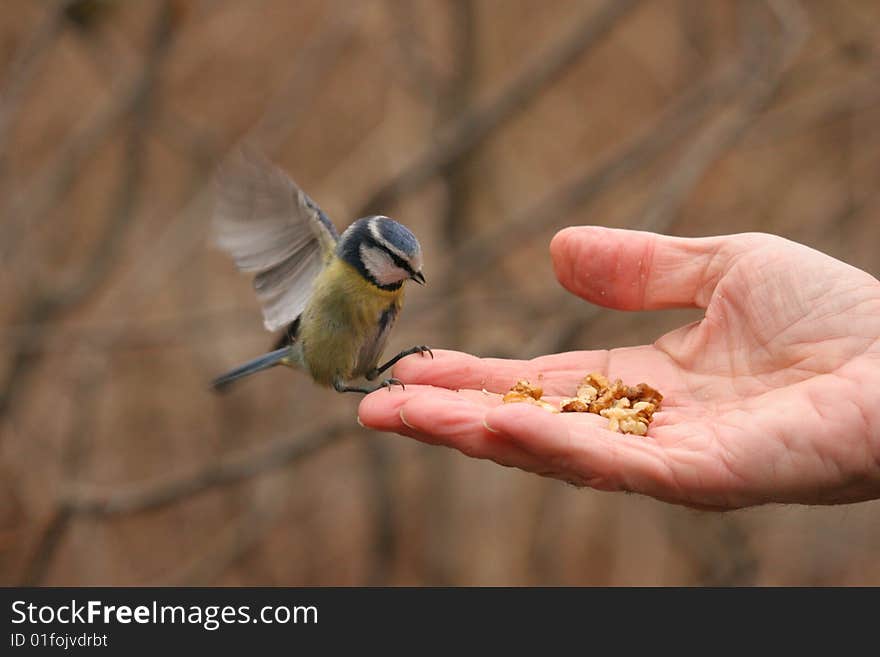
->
415, 345, 433, 359
381, 378, 405, 392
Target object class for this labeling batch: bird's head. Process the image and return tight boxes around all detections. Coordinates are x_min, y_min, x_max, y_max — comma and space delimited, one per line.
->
339, 216, 425, 290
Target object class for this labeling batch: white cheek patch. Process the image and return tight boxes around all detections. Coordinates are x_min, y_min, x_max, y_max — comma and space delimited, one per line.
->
360, 244, 409, 286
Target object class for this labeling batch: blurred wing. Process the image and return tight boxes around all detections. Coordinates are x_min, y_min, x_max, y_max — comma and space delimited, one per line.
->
213, 147, 339, 331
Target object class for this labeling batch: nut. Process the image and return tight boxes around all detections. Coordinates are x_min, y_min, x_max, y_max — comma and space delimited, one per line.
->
502, 379, 543, 402
503, 374, 662, 433
560, 397, 590, 413
558, 373, 663, 436
502, 380, 559, 413
625, 383, 663, 408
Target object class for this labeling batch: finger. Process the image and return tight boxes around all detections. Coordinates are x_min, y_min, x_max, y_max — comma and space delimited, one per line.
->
358, 385, 429, 432
484, 402, 690, 500
401, 392, 548, 470
392, 348, 611, 394
360, 386, 553, 472
359, 384, 500, 434
550, 226, 769, 310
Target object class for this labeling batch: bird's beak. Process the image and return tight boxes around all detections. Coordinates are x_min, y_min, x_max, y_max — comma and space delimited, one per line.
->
411, 270, 426, 285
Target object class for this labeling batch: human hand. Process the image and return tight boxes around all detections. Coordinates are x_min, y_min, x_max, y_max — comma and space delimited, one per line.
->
359, 227, 880, 510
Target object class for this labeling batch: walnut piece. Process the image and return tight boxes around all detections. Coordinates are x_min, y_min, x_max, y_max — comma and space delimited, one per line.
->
624, 383, 663, 408
560, 397, 590, 413
515, 380, 543, 400
558, 373, 663, 436
502, 380, 559, 413
502, 374, 662, 432
503, 380, 543, 402
599, 398, 656, 435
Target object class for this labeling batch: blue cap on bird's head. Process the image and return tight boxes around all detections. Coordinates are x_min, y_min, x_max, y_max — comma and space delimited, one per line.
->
339, 216, 425, 289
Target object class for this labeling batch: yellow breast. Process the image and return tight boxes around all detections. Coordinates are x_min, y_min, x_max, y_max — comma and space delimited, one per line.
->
298, 259, 403, 386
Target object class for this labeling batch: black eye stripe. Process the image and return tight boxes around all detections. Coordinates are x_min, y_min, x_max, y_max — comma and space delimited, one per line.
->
364, 236, 414, 275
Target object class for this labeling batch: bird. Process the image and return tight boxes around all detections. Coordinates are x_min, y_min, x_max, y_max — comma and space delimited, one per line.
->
210, 148, 431, 394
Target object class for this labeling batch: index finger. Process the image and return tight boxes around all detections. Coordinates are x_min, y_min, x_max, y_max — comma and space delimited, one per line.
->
392, 348, 612, 394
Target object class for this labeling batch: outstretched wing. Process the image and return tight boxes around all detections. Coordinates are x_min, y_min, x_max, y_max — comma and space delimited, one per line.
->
213, 147, 339, 331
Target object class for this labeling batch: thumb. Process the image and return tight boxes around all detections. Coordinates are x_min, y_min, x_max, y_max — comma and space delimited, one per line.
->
550, 226, 763, 311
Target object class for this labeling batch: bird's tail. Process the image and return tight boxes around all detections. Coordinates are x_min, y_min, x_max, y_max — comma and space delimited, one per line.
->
211, 348, 290, 392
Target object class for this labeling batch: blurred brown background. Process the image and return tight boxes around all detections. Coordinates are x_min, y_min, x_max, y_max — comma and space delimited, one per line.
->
1, 0, 879, 586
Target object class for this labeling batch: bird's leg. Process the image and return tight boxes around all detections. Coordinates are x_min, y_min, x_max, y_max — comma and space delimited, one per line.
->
365, 345, 433, 381
333, 377, 405, 394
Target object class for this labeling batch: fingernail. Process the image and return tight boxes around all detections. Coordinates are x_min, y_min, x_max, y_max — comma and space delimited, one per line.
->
356, 415, 365, 428
482, 419, 500, 434
399, 408, 415, 430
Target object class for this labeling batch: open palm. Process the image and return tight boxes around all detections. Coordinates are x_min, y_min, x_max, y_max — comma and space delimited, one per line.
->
359, 227, 880, 510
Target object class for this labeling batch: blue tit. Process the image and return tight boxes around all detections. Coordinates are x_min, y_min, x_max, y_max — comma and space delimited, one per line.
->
210, 148, 431, 394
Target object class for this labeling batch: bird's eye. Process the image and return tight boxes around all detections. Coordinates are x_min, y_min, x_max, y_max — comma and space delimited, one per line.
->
360, 244, 410, 286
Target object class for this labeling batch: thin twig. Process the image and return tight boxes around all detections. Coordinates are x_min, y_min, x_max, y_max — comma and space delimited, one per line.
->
364, 437, 395, 586
428, 1, 810, 300
488, 0, 809, 362
357, 0, 642, 216
0, 1, 70, 170
0, 1, 175, 421
408, 58, 747, 319
743, 74, 880, 147
0, 2, 356, 421
88, 1, 364, 316
418, 0, 478, 587
635, 0, 809, 232
19, 350, 106, 585
154, 481, 291, 586
69, 4, 220, 168
0, 307, 254, 351
384, 0, 444, 106
64, 422, 349, 516
1, 75, 147, 262
20, 506, 73, 586
0, 0, 188, 264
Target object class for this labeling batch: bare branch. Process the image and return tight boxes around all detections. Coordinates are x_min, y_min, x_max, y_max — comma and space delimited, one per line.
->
384, 0, 445, 105
452, 0, 811, 362
416, 0, 479, 587
0, 1, 69, 169
0, 5, 363, 427
357, 0, 642, 216
1, 75, 146, 262
244, 3, 367, 154
0, 307, 254, 352
19, 507, 73, 586
0, 0, 187, 263
87, 2, 364, 316
70, 15, 221, 171
635, 0, 809, 232
474, 0, 806, 364
19, 349, 106, 585
155, 485, 289, 586
743, 74, 880, 147
64, 422, 349, 516
0, 0, 176, 421
412, 57, 746, 312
